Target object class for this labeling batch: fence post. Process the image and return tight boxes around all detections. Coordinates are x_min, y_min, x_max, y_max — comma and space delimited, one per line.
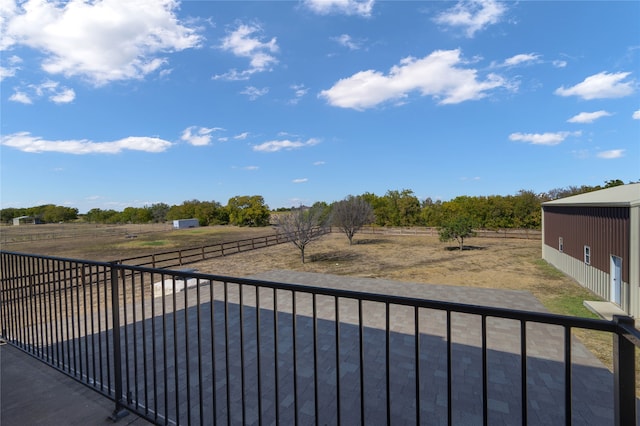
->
613, 315, 635, 426
109, 263, 129, 421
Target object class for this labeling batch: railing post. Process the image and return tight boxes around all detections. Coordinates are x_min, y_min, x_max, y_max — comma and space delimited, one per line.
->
109, 263, 129, 422
613, 315, 635, 426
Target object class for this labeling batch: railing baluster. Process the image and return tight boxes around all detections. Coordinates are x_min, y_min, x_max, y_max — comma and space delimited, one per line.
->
35, 257, 45, 359
312, 292, 318, 426
415, 306, 420, 426
122, 268, 130, 404
210, 279, 218, 426
131, 272, 139, 409
564, 326, 572, 426
359, 298, 365, 426
240, 284, 246, 425
184, 274, 192, 426
274, 288, 280, 425
335, 296, 341, 426
91, 265, 98, 389
150, 272, 158, 422
224, 281, 231, 426
63, 260, 71, 372
69, 262, 77, 375
447, 310, 452, 425
482, 315, 488, 426
521, 320, 527, 426
81, 265, 89, 382
386, 302, 391, 426
17, 255, 26, 349
56, 260, 64, 369
291, 290, 298, 426
162, 273, 169, 423
196, 278, 204, 426
257, 287, 263, 426
172, 276, 180, 425
140, 272, 149, 416
27, 256, 37, 354
103, 263, 111, 395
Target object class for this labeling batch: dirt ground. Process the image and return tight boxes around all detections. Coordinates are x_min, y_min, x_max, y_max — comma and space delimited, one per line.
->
1, 223, 596, 314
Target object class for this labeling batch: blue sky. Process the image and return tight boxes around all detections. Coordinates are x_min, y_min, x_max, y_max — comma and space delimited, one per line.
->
1, 0, 638, 213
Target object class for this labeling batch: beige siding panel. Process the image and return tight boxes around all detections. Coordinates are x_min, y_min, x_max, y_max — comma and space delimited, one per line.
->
543, 246, 635, 316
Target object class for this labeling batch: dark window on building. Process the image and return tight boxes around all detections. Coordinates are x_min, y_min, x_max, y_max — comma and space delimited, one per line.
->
584, 245, 591, 265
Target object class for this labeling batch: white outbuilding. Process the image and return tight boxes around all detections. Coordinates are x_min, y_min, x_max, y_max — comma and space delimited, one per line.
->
172, 218, 199, 229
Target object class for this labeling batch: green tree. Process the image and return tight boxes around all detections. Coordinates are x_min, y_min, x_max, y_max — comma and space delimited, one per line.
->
331, 195, 374, 245
374, 189, 421, 226
226, 195, 270, 227
438, 216, 476, 251
150, 203, 170, 223
420, 198, 443, 227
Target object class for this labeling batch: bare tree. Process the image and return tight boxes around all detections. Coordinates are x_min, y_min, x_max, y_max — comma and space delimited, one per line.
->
332, 195, 375, 245
277, 205, 327, 263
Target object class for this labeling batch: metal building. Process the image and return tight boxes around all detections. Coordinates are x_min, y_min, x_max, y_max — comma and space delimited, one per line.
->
541, 183, 640, 317
172, 218, 199, 229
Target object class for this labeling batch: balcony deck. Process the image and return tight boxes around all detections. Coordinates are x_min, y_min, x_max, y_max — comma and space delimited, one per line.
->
0, 342, 152, 426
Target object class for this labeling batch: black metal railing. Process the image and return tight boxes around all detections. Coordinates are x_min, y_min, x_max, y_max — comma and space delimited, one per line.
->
0, 250, 637, 425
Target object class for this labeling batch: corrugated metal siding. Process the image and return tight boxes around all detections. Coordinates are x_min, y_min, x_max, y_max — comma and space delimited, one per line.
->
543, 245, 631, 312
543, 206, 630, 282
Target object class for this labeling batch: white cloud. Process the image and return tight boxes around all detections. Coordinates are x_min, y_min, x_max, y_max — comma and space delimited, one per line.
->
320, 49, 508, 110
501, 53, 540, 67
8, 80, 75, 104
597, 149, 625, 159
289, 84, 309, 104
552, 60, 567, 68
555, 72, 635, 100
243, 166, 259, 171
241, 86, 269, 100
313, 161, 325, 166
333, 34, 362, 50
0, 65, 17, 81
234, 132, 249, 140
567, 110, 612, 124
0, 55, 22, 81
304, 0, 374, 17
509, 131, 581, 146
1, 0, 202, 86
215, 24, 278, 80
292, 178, 308, 184
253, 138, 320, 153
49, 87, 75, 104
1, 132, 173, 154
181, 126, 221, 146
9, 90, 32, 104
633, 110, 640, 120
434, 0, 507, 38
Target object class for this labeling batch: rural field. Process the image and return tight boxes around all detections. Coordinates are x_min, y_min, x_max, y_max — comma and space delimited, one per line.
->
0, 223, 628, 387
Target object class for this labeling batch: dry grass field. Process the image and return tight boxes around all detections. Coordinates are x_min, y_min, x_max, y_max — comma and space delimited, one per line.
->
0, 223, 629, 387
0, 223, 275, 261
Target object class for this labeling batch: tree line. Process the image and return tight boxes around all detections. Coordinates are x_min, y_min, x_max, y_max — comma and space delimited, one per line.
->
0, 180, 630, 229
